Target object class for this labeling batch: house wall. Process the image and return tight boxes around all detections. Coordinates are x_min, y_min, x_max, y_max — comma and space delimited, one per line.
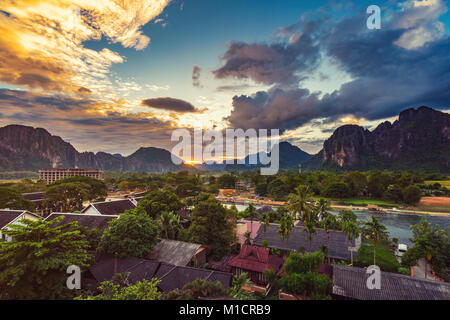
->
0, 212, 39, 242
232, 267, 266, 285
83, 206, 101, 215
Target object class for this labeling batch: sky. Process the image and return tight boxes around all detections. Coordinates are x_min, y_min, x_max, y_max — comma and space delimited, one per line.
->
0, 0, 449, 158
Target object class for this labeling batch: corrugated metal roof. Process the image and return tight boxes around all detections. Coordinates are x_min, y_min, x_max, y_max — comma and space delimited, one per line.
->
149, 239, 202, 266
253, 223, 357, 260
333, 265, 450, 300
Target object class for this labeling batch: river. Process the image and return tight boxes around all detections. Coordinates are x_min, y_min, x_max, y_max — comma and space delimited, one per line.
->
224, 204, 450, 246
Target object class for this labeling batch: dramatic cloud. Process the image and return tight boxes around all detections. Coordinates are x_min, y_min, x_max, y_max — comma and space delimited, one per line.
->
0, 89, 177, 154
223, 0, 450, 131
0, 0, 170, 94
192, 65, 203, 88
142, 97, 199, 113
213, 20, 322, 86
226, 88, 321, 130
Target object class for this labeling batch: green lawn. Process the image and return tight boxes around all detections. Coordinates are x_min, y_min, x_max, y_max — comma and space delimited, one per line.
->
355, 240, 401, 273
330, 198, 400, 208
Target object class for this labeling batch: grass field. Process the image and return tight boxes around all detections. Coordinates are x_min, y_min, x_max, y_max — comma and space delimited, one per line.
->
424, 180, 450, 188
330, 198, 400, 208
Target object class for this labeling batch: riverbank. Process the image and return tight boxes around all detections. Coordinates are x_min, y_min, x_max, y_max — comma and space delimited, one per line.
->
330, 204, 450, 217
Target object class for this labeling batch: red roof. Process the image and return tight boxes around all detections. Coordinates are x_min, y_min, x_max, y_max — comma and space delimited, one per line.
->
228, 245, 283, 273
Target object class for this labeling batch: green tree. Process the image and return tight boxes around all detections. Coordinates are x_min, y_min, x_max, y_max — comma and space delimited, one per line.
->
79, 276, 161, 300
304, 220, 317, 253
157, 211, 181, 240
342, 221, 360, 265
0, 187, 35, 211
44, 182, 90, 212
0, 217, 91, 299
286, 185, 314, 221
217, 174, 237, 189
255, 182, 268, 196
165, 278, 230, 300
283, 251, 324, 274
402, 185, 422, 205
259, 211, 271, 241
320, 214, 339, 264
363, 216, 388, 265
267, 178, 289, 201
188, 198, 236, 259
323, 182, 352, 198
337, 209, 357, 227
402, 219, 449, 279
137, 189, 182, 219
98, 212, 160, 259
278, 213, 294, 245
244, 203, 258, 234
51, 176, 107, 201
343, 171, 367, 197
316, 198, 330, 221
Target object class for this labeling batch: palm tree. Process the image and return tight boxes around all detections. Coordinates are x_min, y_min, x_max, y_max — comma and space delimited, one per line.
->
278, 213, 294, 247
321, 214, 338, 264
304, 221, 317, 253
158, 211, 181, 239
245, 203, 258, 234
342, 221, 360, 266
244, 231, 252, 245
286, 185, 314, 222
232, 272, 253, 295
316, 198, 330, 221
363, 216, 388, 265
259, 212, 271, 241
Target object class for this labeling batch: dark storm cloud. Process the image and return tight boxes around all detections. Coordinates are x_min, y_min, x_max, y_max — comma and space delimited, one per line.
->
225, 87, 321, 130
0, 88, 93, 110
141, 97, 198, 113
192, 65, 202, 88
213, 20, 323, 86
223, 2, 450, 130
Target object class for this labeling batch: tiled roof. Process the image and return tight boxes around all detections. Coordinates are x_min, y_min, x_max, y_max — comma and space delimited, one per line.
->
332, 265, 450, 300
149, 239, 202, 266
44, 213, 118, 230
253, 223, 357, 260
22, 192, 45, 201
89, 255, 232, 293
84, 199, 136, 215
228, 245, 283, 273
155, 263, 232, 292
89, 255, 147, 282
0, 210, 25, 229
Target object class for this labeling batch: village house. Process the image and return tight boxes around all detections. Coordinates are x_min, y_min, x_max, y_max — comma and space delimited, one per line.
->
253, 223, 361, 261
87, 255, 232, 293
332, 265, 450, 300
44, 212, 118, 231
0, 210, 40, 242
148, 239, 210, 267
228, 245, 284, 285
81, 198, 137, 215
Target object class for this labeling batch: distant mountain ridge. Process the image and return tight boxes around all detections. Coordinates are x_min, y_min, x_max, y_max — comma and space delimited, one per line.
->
0, 106, 448, 173
0, 125, 183, 172
304, 106, 450, 171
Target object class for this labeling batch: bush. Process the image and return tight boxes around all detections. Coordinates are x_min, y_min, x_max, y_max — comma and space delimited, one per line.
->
403, 185, 422, 205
